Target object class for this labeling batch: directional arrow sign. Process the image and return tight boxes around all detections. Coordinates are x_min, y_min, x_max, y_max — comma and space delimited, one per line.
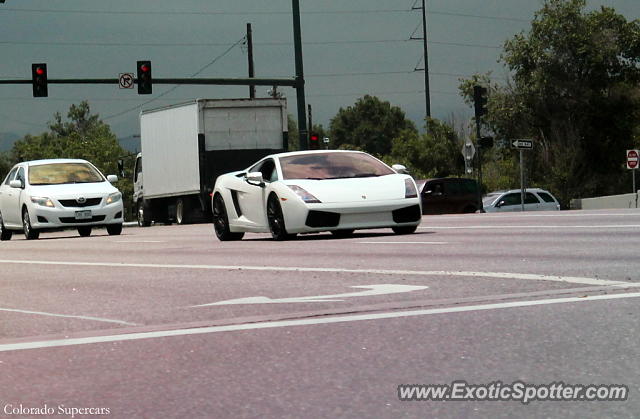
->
511, 139, 533, 150
191, 284, 428, 306
512, 139, 533, 149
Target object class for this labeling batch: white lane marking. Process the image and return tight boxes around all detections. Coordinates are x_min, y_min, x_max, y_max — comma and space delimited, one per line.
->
419, 225, 640, 229
358, 241, 449, 245
0, 307, 137, 326
0, 259, 627, 287
2, 292, 640, 352
192, 284, 429, 306
114, 240, 166, 243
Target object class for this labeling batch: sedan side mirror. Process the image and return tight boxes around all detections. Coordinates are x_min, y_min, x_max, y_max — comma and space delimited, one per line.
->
107, 175, 118, 183
392, 164, 408, 174
9, 179, 23, 189
246, 172, 265, 188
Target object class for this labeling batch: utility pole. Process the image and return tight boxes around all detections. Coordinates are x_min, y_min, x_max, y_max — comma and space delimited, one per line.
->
292, 0, 308, 150
246, 23, 256, 99
412, 0, 431, 120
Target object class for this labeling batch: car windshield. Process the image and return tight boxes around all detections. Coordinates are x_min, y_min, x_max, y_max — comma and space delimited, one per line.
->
279, 152, 395, 180
29, 163, 104, 185
482, 193, 501, 206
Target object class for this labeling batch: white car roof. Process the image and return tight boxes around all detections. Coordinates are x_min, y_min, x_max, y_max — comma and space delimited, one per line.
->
491, 188, 550, 195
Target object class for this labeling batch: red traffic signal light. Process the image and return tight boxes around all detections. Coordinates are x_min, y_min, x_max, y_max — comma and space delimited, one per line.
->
31, 63, 48, 97
137, 60, 152, 94
310, 134, 319, 142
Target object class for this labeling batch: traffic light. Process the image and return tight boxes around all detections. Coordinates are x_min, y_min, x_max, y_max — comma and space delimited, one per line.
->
479, 136, 494, 148
31, 63, 48, 97
473, 85, 488, 119
137, 60, 152, 94
309, 133, 320, 150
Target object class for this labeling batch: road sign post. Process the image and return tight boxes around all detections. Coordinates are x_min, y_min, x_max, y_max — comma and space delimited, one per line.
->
512, 139, 534, 211
628, 150, 639, 193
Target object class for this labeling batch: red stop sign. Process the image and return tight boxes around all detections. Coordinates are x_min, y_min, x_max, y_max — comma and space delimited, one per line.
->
628, 150, 639, 169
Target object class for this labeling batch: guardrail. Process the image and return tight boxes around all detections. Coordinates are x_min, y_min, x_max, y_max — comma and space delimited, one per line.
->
570, 192, 639, 210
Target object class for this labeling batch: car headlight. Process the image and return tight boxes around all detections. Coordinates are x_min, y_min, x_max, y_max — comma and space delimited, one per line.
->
405, 179, 418, 198
106, 192, 122, 205
30, 196, 55, 207
288, 185, 321, 203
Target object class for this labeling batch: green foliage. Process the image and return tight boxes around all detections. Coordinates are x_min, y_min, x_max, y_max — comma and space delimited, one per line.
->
10, 101, 133, 220
383, 118, 465, 179
0, 152, 11, 181
460, 0, 640, 205
329, 95, 417, 156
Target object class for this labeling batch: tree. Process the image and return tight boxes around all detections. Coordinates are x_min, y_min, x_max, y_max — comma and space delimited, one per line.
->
384, 118, 465, 179
329, 95, 417, 156
10, 101, 133, 218
467, 0, 640, 205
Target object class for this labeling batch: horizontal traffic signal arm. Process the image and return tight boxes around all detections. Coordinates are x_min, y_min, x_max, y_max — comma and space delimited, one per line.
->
0, 77, 299, 87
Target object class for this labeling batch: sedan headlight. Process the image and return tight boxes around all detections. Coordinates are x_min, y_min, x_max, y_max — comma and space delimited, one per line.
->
288, 185, 321, 204
30, 196, 55, 207
106, 192, 122, 205
405, 179, 418, 198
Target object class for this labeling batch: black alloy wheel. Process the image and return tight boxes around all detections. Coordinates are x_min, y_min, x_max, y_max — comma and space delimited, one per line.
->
137, 200, 151, 227
212, 194, 244, 241
267, 194, 295, 241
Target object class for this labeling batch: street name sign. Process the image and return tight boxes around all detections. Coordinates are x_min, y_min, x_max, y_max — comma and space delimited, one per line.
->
511, 139, 533, 150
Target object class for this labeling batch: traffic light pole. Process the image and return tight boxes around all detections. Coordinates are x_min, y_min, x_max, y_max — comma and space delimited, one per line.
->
292, 0, 308, 150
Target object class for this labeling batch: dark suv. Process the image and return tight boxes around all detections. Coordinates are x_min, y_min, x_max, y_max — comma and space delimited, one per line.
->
416, 178, 482, 215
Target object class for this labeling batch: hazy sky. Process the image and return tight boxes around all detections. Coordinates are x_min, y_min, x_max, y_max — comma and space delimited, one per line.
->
0, 0, 638, 144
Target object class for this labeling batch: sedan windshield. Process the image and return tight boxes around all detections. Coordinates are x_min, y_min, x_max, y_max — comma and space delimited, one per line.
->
29, 163, 104, 185
279, 152, 395, 180
482, 194, 501, 206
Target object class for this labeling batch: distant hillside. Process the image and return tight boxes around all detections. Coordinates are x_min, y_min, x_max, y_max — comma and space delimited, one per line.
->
0, 133, 20, 152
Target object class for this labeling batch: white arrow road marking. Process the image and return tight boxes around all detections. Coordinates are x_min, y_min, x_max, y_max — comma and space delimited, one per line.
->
191, 284, 429, 307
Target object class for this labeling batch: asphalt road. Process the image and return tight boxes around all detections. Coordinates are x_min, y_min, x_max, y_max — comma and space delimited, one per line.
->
1, 209, 639, 418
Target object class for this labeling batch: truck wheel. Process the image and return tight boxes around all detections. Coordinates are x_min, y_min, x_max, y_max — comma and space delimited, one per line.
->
137, 200, 151, 227
212, 194, 244, 241
107, 224, 123, 235
176, 198, 190, 225
22, 208, 40, 240
0, 212, 12, 241
78, 226, 92, 237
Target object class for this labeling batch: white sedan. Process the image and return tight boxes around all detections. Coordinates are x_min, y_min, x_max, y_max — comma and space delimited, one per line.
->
0, 159, 124, 240
211, 150, 422, 241
483, 188, 561, 212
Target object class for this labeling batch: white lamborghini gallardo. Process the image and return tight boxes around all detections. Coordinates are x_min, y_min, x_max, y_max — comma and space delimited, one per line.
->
211, 150, 422, 241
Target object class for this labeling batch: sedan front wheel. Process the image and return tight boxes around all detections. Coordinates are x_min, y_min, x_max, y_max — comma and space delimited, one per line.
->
22, 209, 39, 240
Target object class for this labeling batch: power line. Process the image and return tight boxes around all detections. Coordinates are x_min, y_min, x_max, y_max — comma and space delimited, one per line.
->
0, 7, 530, 22
102, 37, 245, 121
0, 39, 501, 49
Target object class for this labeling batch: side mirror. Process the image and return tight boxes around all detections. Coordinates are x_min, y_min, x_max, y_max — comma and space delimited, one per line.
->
246, 172, 265, 187
107, 175, 118, 183
392, 164, 408, 174
117, 160, 125, 178
9, 179, 23, 189
496, 200, 505, 208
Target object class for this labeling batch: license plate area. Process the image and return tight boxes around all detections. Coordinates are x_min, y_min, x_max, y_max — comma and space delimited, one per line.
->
75, 210, 92, 220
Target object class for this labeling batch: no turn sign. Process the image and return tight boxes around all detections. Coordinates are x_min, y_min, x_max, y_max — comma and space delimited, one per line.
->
119, 73, 135, 89
627, 149, 639, 170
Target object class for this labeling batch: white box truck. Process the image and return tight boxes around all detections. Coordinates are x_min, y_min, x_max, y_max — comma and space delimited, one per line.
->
133, 98, 288, 226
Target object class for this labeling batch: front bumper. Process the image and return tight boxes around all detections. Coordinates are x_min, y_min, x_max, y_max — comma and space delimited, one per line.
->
282, 198, 422, 233
29, 202, 124, 229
